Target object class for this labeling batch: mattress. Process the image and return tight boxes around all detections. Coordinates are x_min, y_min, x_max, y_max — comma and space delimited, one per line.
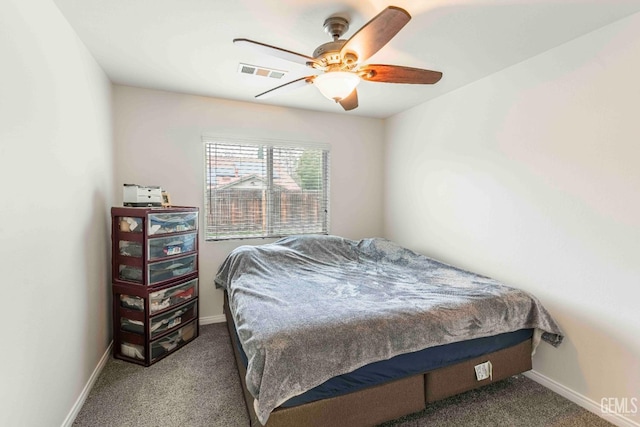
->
231, 317, 533, 408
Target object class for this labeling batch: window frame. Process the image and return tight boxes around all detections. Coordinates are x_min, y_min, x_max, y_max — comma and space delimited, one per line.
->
203, 136, 330, 241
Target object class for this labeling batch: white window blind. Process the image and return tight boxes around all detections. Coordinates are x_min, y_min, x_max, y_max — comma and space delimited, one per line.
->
204, 138, 330, 240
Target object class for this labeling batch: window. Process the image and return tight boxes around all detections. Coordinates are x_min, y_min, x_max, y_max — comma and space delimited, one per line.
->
204, 137, 330, 240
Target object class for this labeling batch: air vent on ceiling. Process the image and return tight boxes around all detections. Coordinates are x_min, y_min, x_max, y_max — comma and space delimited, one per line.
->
238, 63, 287, 79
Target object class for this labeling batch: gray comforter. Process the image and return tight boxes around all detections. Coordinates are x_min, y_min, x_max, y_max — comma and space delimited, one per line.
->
215, 235, 563, 424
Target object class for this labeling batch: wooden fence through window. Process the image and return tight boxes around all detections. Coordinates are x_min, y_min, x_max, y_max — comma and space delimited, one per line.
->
207, 189, 324, 237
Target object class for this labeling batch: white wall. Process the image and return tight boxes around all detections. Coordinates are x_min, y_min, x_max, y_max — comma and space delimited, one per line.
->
113, 85, 385, 320
0, 0, 114, 426
385, 12, 640, 425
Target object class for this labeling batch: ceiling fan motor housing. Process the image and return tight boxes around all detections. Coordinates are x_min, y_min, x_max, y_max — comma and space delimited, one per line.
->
313, 40, 347, 66
315, 17, 359, 69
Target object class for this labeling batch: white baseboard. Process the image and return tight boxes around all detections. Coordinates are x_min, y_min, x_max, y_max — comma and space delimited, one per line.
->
200, 314, 226, 325
61, 341, 113, 427
524, 370, 640, 427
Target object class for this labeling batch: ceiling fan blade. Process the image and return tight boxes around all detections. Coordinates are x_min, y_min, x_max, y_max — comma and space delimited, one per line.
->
255, 76, 314, 99
360, 64, 443, 84
339, 89, 358, 111
233, 38, 321, 67
340, 6, 411, 64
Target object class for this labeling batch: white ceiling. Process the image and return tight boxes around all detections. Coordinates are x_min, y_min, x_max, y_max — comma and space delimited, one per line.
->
53, 0, 640, 119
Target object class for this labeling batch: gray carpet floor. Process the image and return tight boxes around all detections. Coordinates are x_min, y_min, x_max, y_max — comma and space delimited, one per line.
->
73, 323, 612, 427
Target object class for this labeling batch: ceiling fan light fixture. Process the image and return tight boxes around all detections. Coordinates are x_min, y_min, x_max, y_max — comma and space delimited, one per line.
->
314, 71, 360, 101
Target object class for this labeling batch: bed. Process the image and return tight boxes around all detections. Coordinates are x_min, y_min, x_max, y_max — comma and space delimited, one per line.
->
215, 235, 563, 426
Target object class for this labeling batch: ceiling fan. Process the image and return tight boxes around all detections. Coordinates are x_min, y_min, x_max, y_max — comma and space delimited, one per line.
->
234, 5, 443, 111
